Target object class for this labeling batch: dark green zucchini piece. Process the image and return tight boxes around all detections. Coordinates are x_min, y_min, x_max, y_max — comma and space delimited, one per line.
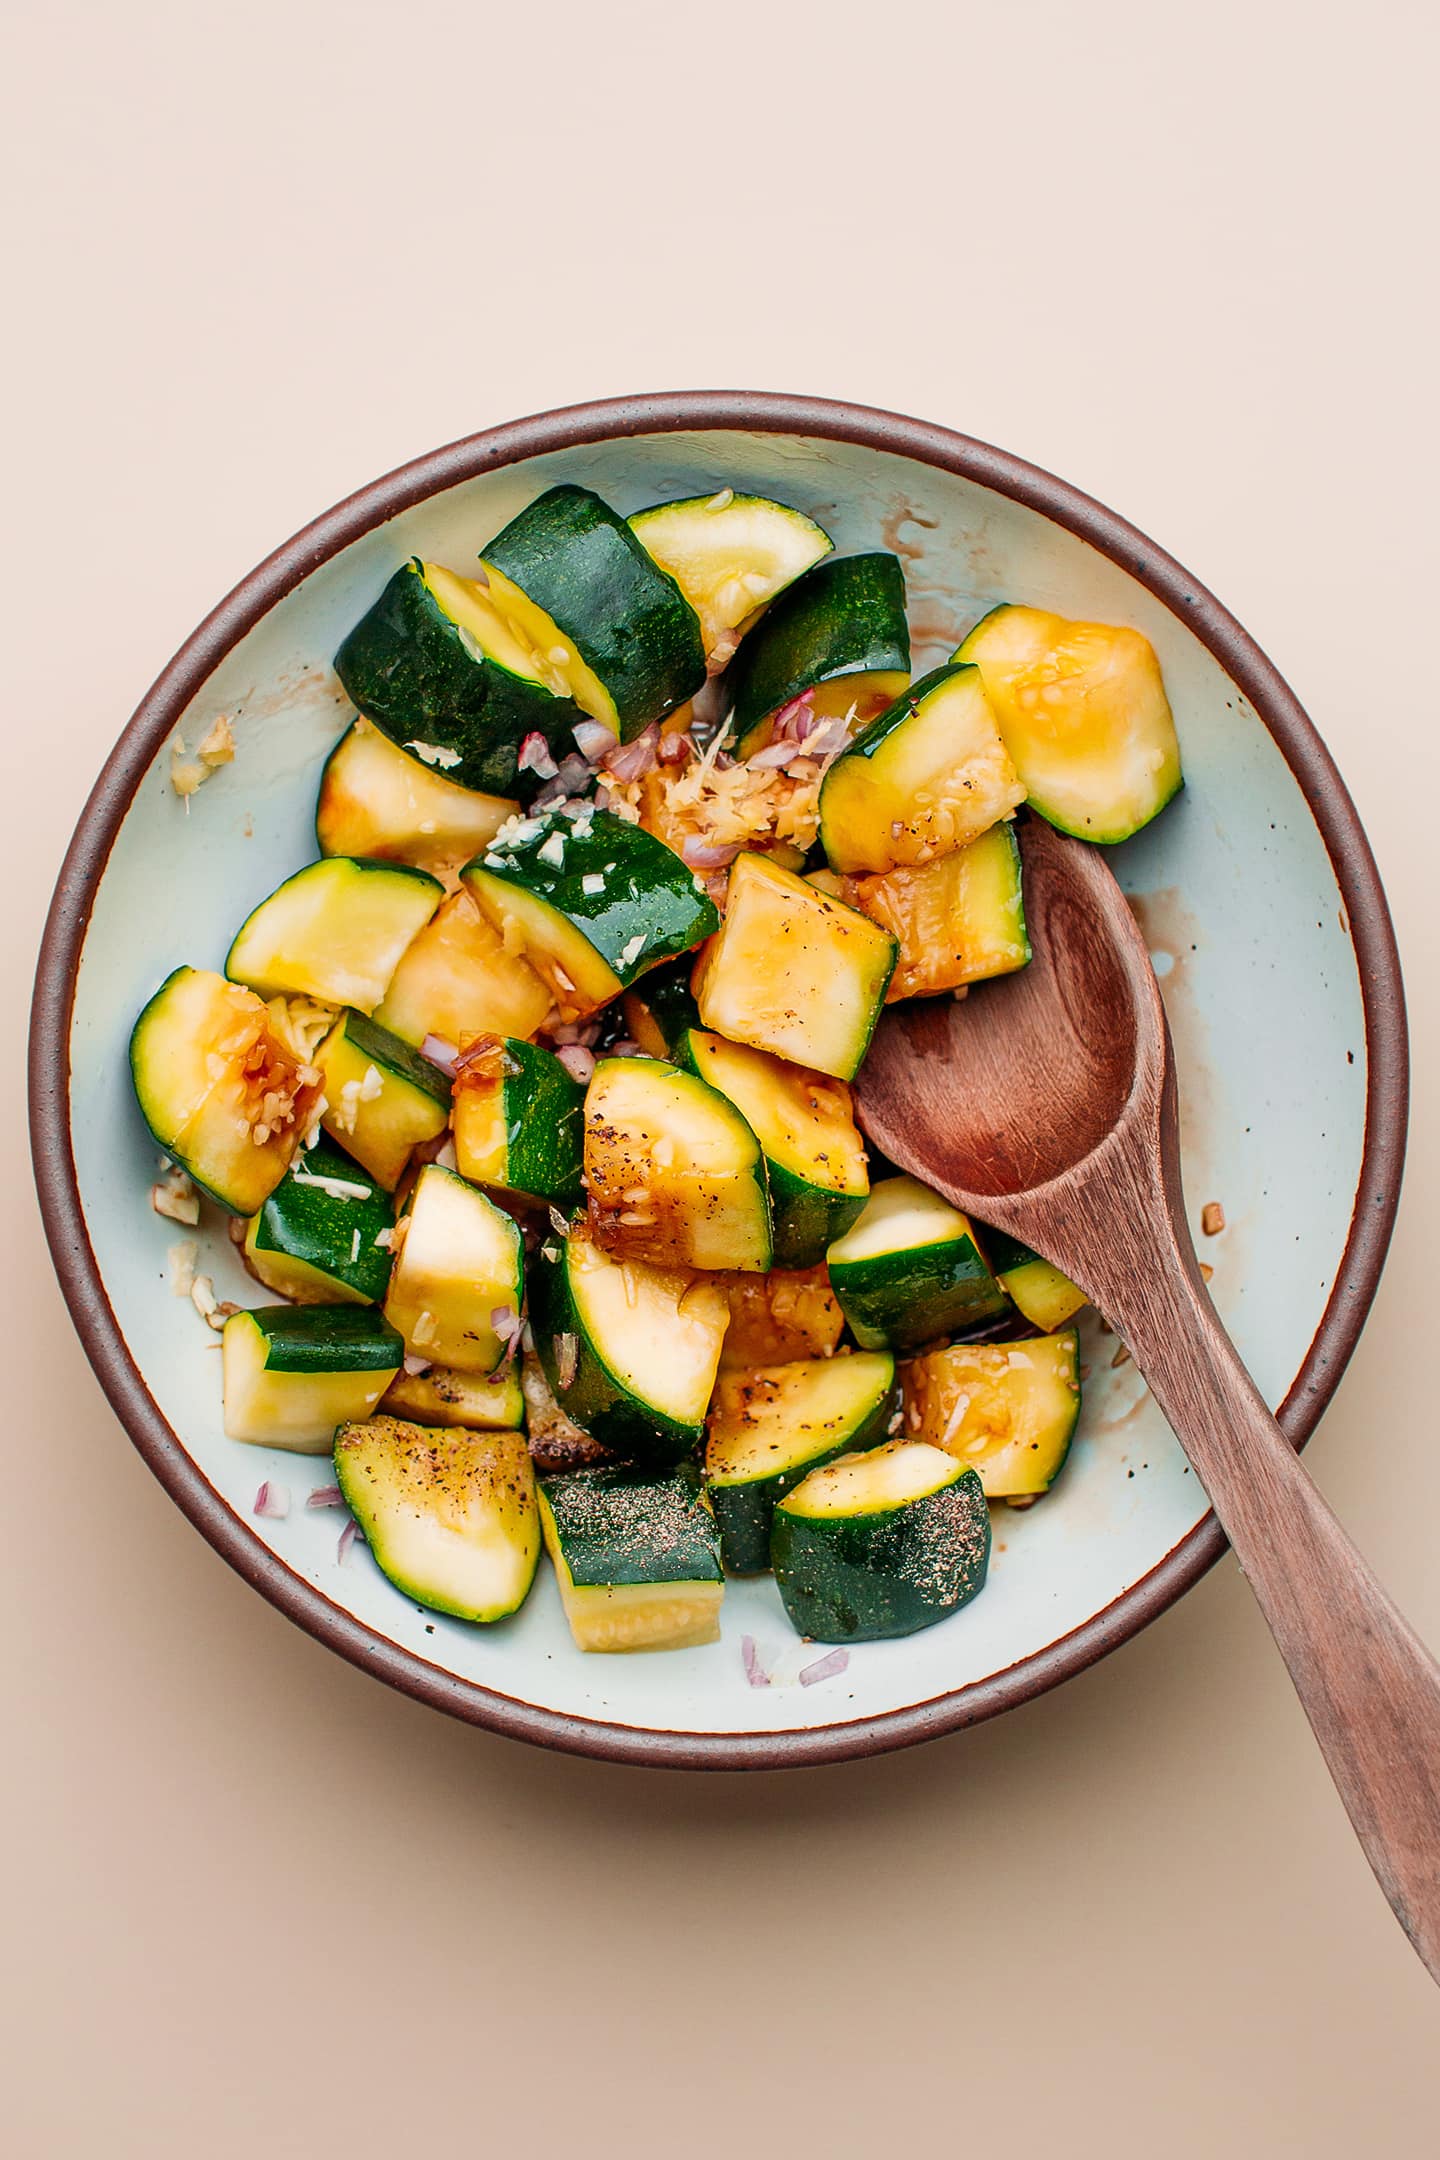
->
826, 1175, 1009, 1350
621, 958, 702, 1058
771, 1440, 990, 1642
538, 1461, 724, 1651
335, 1416, 540, 1621
531, 1227, 730, 1464
462, 808, 718, 1022
221, 1304, 404, 1451
903, 1330, 1081, 1497
451, 1035, 586, 1206
244, 1140, 395, 1305
317, 1008, 451, 1191
976, 1226, 1087, 1333
704, 1351, 897, 1573
332, 559, 578, 797
482, 485, 706, 737
723, 552, 911, 753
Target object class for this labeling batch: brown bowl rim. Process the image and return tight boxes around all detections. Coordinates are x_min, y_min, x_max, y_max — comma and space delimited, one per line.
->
28, 390, 1409, 1769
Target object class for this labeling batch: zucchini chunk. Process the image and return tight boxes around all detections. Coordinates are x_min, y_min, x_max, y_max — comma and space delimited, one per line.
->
714, 1264, 846, 1369
903, 1331, 1081, 1497
705, 1351, 897, 1573
954, 605, 1183, 843
221, 1305, 403, 1451
772, 1441, 991, 1642
724, 552, 911, 755
383, 1164, 524, 1374
130, 966, 322, 1214
462, 809, 719, 1022
538, 1461, 724, 1652
827, 1175, 1008, 1350
531, 1225, 729, 1462
316, 719, 518, 882
677, 1028, 868, 1267
628, 492, 833, 662
332, 559, 579, 797
226, 857, 442, 1013
372, 889, 553, 1049
818, 663, 1025, 875
243, 1140, 394, 1305
979, 1226, 1087, 1333
335, 1417, 539, 1622
451, 1035, 585, 1207
380, 1360, 525, 1431
621, 958, 702, 1059
691, 853, 896, 1081
841, 822, 1031, 999
482, 484, 706, 737
584, 1054, 772, 1273
316, 1009, 451, 1191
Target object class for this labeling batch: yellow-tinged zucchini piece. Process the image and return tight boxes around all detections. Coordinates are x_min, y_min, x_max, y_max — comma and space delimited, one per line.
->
691, 853, 896, 1080
379, 1362, 525, 1430
372, 889, 553, 1049
242, 1140, 394, 1304
383, 1164, 524, 1374
451, 1035, 585, 1207
705, 1351, 898, 1573
130, 966, 323, 1214
628, 492, 833, 662
316, 719, 519, 882
903, 1330, 1081, 1496
954, 605, 1182, 843
977, 1226, 1088, 1332
841, 822, 1031, 1000
713, 1265, 846, 1369
316, 1009, 451, 1191
226, 857, 442, 1013
827, 1176, 1009, 1350
818, 663, 1025, 875
334, 1417, 539, 1622
538, 1462, 724, 1651
584, 1055, 772, 1273
221, 1305, 403, 1451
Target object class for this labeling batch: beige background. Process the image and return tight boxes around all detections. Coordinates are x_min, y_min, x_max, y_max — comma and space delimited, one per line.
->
4, 1, 1437, 2151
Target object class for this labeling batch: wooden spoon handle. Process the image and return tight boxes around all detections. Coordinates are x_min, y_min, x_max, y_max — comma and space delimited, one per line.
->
1103, 1253, 1440, 1980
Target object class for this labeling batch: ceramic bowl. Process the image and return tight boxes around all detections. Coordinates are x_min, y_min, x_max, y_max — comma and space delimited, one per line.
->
30, 393, 1407, 1767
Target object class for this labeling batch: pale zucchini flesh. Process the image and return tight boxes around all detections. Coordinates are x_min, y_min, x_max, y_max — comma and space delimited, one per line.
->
584, 1055, 772, 1273
372, 889, 553, 1049
226, 857, 442, 1012
628, 493, 833, 658
842, 822, 1031, 1000
379, 1363, 525, 1430
903, 1331, 1081, 1497
221, 1308, 402, 1451
316, 719, 518, 880
335, 1417, 539, 1621
383, 1164, 524, 1373
317, 1009, 451, 1191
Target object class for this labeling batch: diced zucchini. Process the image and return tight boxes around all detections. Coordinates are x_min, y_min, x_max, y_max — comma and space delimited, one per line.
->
451, 1035, 585, 1207
818, 663, 1025, 875
332, 559, 579, 796
316, 1009, 451, 1191
979, 1226, 1088, 1333
705, 1351, 897, 1573
462, 809, 718, 1022
316, 719, 518, 882
827, 1176, 1008, 1350
677, 1028, 868, 1266
621, 958, 702, 1058
226, 857, 442, 1013
334, 1417, 539, 1622
584, 1054, 772, 1273
538, 1462, 724, 1652
221, 1305, 403, 1451
691, 853, 896, 1081
482, 485, 706, 737
954, 605, 1183, 843
382, 1164, 524, 1374
130, 966, 321, 1214
628, 492, 833, 661
372, 889, 553, 1049
841, 822, 1031, 999
903, 1331, 1081, 1497
531, 1226, 730, 1462
772, 1440, 990, 1642
243, 1140, 394, 1304
724, 552, 911, 755
379, 1361, 525, 1431
714, 1265, 846, 1369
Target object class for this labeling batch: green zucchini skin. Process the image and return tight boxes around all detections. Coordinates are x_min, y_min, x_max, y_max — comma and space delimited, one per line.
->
333, 561, 572, 798
530, 1242, 699, 1465
772, 1464, 990, 1642
249, 1141, 395, 1303
463, 808, 719, 990
454, 1036, 585, 1207
974, 1225, 1086, 1332
705, 1355, 898, 1575
724, 552, 911, 750
537, 1461, 723, 1590
828, 1202, 1010, 1351
483, 485, 706, 736
328, 1007, 452, 1110
621, 959, 702, 1056
239, 1303, 406, 1375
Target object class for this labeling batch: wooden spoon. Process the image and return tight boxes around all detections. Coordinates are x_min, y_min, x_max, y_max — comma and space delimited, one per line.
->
854, 814, 1440, 1980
